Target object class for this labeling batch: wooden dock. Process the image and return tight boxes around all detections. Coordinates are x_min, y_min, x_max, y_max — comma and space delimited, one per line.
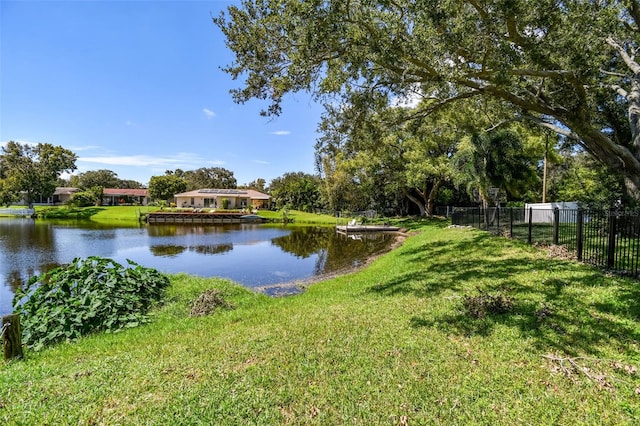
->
0, 208, 35, 217
146, 211, 264, 224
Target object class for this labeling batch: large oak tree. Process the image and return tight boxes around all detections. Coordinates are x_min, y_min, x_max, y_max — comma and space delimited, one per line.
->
215, 0, 640, 203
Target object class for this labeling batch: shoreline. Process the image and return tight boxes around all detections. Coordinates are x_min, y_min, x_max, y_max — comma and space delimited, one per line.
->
254, 230, 410, 296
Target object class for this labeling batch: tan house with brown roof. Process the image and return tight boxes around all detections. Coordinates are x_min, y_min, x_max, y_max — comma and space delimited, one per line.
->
174, 189, 270, 210
52, 187, 80, 204
102, 188, 150, 206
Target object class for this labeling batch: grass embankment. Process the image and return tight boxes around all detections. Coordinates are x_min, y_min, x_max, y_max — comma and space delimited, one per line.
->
258, 209, 339, 225
30, 206, 339, 225
34, 205, 156, 223
2, 222, 640, 424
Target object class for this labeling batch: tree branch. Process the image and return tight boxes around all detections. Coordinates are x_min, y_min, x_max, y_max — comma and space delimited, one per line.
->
612, 84, 629, 98
606, 37, 640, 75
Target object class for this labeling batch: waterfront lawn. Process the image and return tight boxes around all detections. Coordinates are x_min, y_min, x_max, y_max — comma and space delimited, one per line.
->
2, 222, 640, 424
257, 209, 339, 224
31, 206, 338, 225
34, 205, 157, 222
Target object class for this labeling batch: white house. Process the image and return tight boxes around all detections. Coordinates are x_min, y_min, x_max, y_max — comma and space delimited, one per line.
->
174, 189, 270, 210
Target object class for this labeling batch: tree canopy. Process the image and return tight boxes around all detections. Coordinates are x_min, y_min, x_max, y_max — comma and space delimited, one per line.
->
148, 174, 187, 203
215, 0, 640, 203
0, 141, 77, 207
316, 102, 460, 215
181, 167, 237, 191
269, 172, 321, 211
69, 169, 120, 189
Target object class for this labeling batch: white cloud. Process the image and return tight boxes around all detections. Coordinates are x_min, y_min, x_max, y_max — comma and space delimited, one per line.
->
205, 160, 226, 166
269, 130, 291, 136
67, 145, 102, 152
203, 108, 216, 119
79, 152, 223, 168
391, 87, 423, 109
253, 160, 269, 165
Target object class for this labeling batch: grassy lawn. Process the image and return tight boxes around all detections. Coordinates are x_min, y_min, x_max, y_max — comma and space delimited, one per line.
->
257, 209, 339, 225
34, 205, 157, 223
29, 206, 339, 225
2, 222, 639, 424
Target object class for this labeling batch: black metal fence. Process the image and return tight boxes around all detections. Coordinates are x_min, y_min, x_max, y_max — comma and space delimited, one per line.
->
451, 207, 640, 278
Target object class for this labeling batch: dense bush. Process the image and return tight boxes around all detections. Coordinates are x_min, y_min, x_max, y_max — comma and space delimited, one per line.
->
12, 257, 170, 350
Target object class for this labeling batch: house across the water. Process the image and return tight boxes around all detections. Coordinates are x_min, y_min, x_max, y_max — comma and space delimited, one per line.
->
26, 187, 150, 206
174, 189, 270, 210
102, 188, 150, 206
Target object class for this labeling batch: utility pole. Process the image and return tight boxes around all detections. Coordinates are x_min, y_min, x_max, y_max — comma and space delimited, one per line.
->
542, 133, 548, 203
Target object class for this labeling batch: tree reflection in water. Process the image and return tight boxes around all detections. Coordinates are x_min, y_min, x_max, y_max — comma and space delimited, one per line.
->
271, 227, 395, 276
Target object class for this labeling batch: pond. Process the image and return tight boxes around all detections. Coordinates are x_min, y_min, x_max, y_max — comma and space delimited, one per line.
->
0, 218, 397, 316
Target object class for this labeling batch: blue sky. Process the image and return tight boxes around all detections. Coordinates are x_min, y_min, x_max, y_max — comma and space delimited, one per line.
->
0, 0, 325, 187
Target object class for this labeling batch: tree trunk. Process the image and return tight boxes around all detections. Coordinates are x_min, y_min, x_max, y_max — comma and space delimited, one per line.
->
426, 180, 443, 217
625, 77, 640, 205
403, 189, 427, 217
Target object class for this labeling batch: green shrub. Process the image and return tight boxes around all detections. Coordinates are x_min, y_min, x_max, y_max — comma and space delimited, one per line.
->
12, 257, 170, 350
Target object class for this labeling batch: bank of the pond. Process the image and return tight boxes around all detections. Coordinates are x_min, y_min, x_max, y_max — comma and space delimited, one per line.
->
29, 205, 341, 225
2, 221, 639, 425
255, 229, 411, 296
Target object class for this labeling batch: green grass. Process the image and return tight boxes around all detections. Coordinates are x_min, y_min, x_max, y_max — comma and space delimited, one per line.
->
34, 205, 157, 223
2, 222, 640, 424
30, 206, 339, 225
257, 209, 339, 224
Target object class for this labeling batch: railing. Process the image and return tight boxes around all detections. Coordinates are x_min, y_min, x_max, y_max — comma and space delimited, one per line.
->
0, 208, 35, 216
452, 207, 640, 278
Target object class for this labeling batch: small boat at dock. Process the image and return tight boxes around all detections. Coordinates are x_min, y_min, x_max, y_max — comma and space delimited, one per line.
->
336, 224, 401, 233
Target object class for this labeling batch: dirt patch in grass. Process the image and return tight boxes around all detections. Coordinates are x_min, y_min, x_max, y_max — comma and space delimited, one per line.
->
535, 243, 577, 261
190, 289, 235, 317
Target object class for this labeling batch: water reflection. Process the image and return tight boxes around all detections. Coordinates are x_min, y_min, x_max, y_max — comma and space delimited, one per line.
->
271, 227, 394, 276
189, 244, 233, 256
149, 245, 187, 257
0, 219, 396, 316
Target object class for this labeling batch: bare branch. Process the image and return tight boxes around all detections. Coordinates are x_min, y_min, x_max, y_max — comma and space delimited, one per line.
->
612, 84, 629, 98
606, 37, 640, 75
401, 91, 482, 122
600, 69, 628, 78
523, 115, 580, 140
466, 0, 490, 21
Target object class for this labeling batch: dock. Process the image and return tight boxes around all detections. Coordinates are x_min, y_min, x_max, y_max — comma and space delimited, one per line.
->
146, 211, 264, 224
0, 208, 35, 217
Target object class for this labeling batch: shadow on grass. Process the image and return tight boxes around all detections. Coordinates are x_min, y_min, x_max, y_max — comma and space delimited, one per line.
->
369, 231, 640, 357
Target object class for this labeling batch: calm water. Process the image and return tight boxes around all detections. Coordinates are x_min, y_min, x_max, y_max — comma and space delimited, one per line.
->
0, 218, 395, 316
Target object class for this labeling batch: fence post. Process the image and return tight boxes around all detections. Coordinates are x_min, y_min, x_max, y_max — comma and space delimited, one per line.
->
553, 207, 560, 245
2, 314, 23, 361
528, 207, 533, 244
607, 210, 617, 268
509, 207, 513, 238
576, 209, 584, 261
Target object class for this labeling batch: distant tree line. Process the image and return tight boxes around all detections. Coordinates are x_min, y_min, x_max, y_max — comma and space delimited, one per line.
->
2, 136, 625, 213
